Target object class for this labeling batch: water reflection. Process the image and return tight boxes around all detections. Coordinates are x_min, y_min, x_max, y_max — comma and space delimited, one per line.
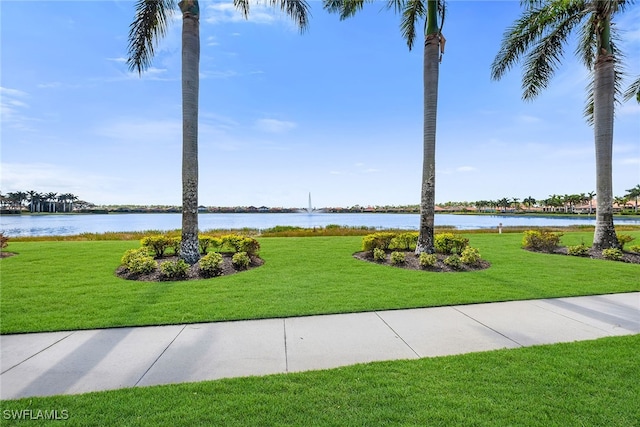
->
1, 212, 639, 237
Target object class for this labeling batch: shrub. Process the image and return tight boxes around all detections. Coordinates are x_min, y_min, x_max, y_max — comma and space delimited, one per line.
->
362, 232, 397, 252
629, 245, 640, 253
0, 232, 8, 249
616, 234, 635, 250
434, 233, 469, 255
232, 251, 251, 270
390, 232, 419, 250
141, 235, 173, 258
121, 248, 156, 274
169, 237, 181, 255
443, 254, 462, 269
373, 248, 386, 262
567, 243, 590, 257
522, 230, 563, 252
419, 252, 437, 269
390, 251, 406, 265
460, 246, 481, 265
238, 236, 260, 256
199, 252, 224, 277
221, 235, 260, 256
160, 259, 190, 279
198, 235, 222, 255
602, 248, 623, 261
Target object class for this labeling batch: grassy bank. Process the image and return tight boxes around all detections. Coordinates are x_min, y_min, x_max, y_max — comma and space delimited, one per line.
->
1, 231, 638, 334
1, 335, 638, 425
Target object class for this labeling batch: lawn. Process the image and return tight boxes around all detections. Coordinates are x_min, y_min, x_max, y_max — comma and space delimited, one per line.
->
1, 335, 638, 426
1, 231, 639, 334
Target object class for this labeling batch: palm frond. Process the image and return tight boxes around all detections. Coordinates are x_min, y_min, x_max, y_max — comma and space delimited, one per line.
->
400, 0, 426, 50
576, 14, 597, 69
323, 0, 368, 20
521, 10, 585, 100
268, 0, 312, 31
234, 0, 251, 18
237, 0, 311, 30
127, 0, 176, 74
623, 75, 640, 103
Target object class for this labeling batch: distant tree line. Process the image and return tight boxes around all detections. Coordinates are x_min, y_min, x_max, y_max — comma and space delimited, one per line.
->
0, 191, 94, 213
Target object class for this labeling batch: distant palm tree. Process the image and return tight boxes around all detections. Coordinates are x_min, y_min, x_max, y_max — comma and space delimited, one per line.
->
128, 0, 310, 264
325, 0, 446, 254
626, 184, 640, 213
491, 0, 633, 250
523, 196, 536, 211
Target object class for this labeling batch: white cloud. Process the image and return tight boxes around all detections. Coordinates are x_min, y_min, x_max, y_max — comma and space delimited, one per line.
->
515, 114, 542, 124
204, 2, 296, 28
0, 86, 34, 131
255, 118, 296, 133
0, 162, 112, 195
106, 57, 127, 63
94, 118, 181, 146
456, 166, 477, 172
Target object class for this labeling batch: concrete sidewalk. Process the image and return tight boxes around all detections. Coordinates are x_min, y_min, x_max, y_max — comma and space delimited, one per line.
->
1, 292, 638, 400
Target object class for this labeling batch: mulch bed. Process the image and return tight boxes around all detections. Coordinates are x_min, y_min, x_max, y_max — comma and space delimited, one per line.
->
527, 247, 640, 264
353, 250, 491, 273
115, 254, 264, 282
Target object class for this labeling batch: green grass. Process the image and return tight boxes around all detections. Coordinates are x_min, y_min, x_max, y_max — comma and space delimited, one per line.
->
1, 231, 639, 334
1, 335, 638, 425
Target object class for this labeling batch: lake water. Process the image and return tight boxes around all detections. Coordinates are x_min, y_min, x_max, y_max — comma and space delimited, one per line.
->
2, 212, 640, 237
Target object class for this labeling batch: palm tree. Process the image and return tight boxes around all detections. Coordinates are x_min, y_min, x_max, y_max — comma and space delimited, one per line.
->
127, 0, 309, 264
491, 0, 633, 250
523, 196, 536, 211
325, 0, 445, 254
625, 184, 640, 213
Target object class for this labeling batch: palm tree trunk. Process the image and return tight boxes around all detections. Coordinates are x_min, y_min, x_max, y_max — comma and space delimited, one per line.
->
415, 31, 439, 254
592, 14, 619, 250
179, 0, 201, 264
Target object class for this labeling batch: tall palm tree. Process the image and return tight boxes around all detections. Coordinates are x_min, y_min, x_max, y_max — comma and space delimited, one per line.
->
587, 190, 596, 214
491, 0, 633, 250
325, 0, 445, 254
127, 0, 310, 264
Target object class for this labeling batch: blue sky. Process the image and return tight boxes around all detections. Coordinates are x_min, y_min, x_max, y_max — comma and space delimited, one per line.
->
1, 1, 639, 208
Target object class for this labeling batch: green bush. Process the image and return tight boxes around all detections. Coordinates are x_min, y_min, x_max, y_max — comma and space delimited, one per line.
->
232, 251, 251, 270
522, 230, 563, 252
419, 252, 437, 269
221, 235, 260, 256
567, 243, 590, 257
616, 234, 635, 250
628, 245, 640, 253
460, 246, 481, 265
443, 254, 462, 269
602, 248, 623, 261
373, 248, 386, 262
160, 259, 189, 279
390, 251, 406, 265
390, 232, 419, 250
141, 235, 173, 258
362, 232, 397, 252
170, 237, 181, 255
434, 233, 469, 255
198, 235, 222, 255
121, 248, 156, 274
238, 236, 260, 256
199, 252, 224, 277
